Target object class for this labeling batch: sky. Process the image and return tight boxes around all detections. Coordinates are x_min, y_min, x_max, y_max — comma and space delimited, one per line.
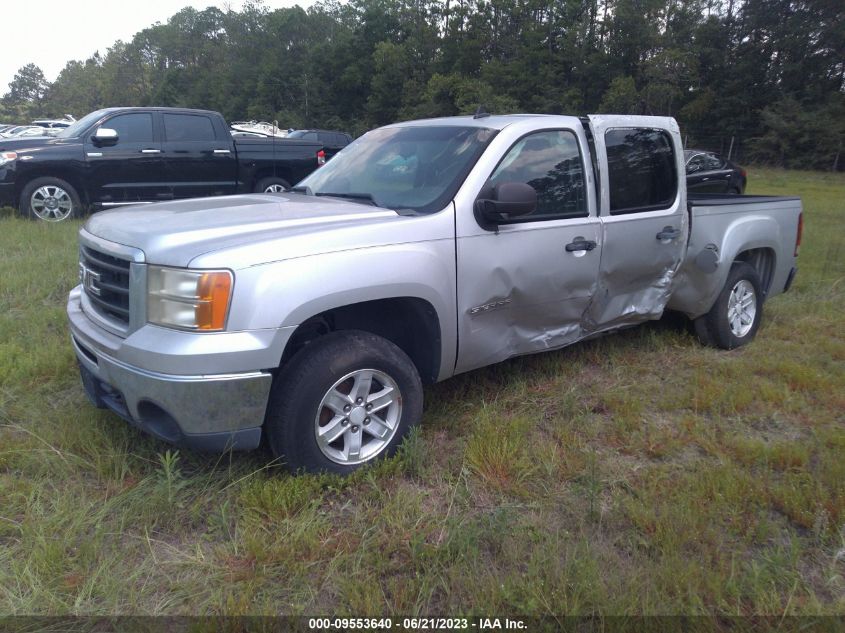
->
2, 0, 315, 94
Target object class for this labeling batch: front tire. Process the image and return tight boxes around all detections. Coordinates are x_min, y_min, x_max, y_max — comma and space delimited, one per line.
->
265, 330, 423, 474
695, 262, 763, 349
19, 177, 81, 222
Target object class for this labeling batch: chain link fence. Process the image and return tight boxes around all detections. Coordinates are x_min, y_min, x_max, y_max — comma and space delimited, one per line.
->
681, 130, 844, 172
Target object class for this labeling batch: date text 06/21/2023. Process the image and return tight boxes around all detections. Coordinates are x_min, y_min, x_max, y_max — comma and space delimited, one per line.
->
307, 617, 527, 630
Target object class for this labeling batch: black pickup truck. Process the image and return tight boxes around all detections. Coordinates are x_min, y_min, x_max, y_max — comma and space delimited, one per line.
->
0, 107, 325, 222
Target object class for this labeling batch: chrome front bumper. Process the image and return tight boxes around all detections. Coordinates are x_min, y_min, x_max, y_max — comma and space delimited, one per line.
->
68, 286, 276, 451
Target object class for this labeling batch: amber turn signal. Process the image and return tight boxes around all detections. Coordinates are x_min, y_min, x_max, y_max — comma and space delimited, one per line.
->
195, 272, 232, 330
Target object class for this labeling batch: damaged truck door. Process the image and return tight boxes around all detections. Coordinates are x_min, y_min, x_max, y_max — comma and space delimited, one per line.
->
455, 126, 602, 373
454, 116, 691, 373
585, 118, 688, 331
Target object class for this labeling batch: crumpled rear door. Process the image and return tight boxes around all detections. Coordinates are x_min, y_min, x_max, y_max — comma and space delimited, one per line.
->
582, 115, 688, 332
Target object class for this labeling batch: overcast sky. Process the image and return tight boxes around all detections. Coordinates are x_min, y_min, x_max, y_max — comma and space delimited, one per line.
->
2, 0, 314, 94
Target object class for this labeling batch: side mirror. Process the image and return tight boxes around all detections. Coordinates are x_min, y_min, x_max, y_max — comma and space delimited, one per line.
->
474, 181, 537, 229
92, 127, 118, 146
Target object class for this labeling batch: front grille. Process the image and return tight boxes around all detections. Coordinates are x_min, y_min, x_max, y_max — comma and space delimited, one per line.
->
80, 246, 131, 324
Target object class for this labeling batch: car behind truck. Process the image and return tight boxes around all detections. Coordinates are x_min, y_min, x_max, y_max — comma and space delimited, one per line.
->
67, 114, 802, 474
0, 107, 325, 221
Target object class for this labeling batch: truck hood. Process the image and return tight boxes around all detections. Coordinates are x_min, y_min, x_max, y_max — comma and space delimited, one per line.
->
0, 136, 78, 152
83, 193, 405, 268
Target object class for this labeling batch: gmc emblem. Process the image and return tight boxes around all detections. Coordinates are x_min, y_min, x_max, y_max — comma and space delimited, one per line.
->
79, 263, 102, 296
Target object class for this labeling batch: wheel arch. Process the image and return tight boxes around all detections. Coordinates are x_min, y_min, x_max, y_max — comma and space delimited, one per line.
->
708, 216, 781, 309
16, 169, 87, 207
733, 247, 777, 298
667, 215, 781, 318
280, 297, 443, 385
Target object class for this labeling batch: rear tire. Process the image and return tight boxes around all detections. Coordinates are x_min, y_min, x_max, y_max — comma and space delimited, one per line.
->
265, 330, 423, 474
694, 262, 763, 349
255, 176, 290, 194
19, 177, 81, 222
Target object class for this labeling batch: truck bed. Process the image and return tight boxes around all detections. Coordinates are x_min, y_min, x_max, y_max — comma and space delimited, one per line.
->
688, 193, 800, 206
668, 194, 802, 318
233, 136, 323, 157
233, 137, 325, 187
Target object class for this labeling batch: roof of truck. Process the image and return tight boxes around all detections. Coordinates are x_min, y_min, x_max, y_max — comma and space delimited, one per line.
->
387, 113, 568, 131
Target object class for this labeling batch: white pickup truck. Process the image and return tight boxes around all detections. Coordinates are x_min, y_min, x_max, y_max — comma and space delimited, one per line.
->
67, 114, 802, 473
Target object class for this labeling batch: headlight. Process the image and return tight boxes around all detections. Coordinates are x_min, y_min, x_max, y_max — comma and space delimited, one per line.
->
147, 266, 233, 331
0, 152, 17, 167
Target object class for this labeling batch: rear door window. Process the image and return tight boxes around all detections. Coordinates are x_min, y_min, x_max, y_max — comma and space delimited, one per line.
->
163, 114, 216, 142
605, 128, 677, 214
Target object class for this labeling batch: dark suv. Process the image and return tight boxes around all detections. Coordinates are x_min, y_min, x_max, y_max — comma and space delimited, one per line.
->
286, 129, 352, 158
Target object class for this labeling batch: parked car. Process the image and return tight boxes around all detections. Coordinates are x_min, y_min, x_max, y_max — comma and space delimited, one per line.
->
67, 113, 802, 474
1, 125, 25, 137
685, 149, 746, 194
2, 126, 50, 139
1, 125, 44, 138
0, 107, 327, 221
286, 128, 352, 158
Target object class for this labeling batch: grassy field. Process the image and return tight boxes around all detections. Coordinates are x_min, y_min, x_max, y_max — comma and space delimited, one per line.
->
0, 168, 843, 617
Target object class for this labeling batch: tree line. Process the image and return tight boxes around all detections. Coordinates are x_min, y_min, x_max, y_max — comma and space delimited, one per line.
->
1, 0, 843, 169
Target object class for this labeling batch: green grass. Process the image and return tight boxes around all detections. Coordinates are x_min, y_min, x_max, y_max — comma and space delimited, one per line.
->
0, 168, 843, 616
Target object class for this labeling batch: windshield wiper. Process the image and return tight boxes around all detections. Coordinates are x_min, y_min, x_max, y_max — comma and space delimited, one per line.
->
315, 192, 381, 207
289, 185, 311, 194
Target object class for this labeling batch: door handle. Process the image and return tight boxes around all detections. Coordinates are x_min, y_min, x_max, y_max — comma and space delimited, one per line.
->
656, 226, 682, 241
213, 149, 231, 154
565, 238, 597, 253
140, 149, 161, 154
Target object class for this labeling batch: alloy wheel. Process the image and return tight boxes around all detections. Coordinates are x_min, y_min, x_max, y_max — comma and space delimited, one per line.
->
727, 279, 756, 337
314, 368, 403, 465
31, 185, 73, 221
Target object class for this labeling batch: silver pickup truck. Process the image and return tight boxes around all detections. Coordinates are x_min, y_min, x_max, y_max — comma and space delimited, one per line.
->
67, 114, 802, 473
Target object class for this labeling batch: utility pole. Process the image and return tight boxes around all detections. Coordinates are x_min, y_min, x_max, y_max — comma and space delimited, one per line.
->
303, 74, 309, 123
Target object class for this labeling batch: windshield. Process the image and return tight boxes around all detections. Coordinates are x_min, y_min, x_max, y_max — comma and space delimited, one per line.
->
296, 125, 497, 213
56, 109, 111, 138
286, 130, 308, 138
